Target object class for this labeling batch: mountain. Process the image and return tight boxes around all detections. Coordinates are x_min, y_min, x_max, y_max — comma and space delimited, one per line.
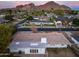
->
16, 3, 36, 10
61, 5, 71, 10
16, 1, 71, 11
37, 1, 60, 10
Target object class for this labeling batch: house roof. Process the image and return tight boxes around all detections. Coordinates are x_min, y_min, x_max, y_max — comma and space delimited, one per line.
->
33, 16, 49, 19
31, 20, 52, 23
56, 16, 74, 21
9, 41, 46, 48
9, 31, 71, 49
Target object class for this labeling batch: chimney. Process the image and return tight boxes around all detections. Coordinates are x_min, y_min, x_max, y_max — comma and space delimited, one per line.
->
41, 37, 47, 43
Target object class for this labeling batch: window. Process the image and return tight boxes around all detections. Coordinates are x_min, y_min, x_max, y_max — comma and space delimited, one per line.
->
30, 49, 38, 53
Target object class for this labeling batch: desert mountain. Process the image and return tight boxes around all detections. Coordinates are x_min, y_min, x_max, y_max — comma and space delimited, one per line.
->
16, 1, 71, 11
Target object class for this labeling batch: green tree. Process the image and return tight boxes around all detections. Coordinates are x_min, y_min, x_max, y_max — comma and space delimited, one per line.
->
26, 16, 34, 21
73, 18, 79, 26
69, 10, 78, 15
4, 15, 14, 21
49, 17, 55, 22
6, 9, 12, 15
53, 9, 64, 16
8, 9, 12, 15
0, 24, 16, 53
4, 9, 15, 21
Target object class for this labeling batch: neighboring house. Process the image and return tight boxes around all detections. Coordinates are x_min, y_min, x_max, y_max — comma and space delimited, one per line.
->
30, 20, 54, 25
33, 16, 49, 21
9, 32, 71, 55
76, 13, 79, 19
54, 21, 63, 28
71, 35, 79, 47
0, 18, 9, 24
33, 17, 39, 20
0, 14, 5, 18
55, 16, 74, 27
66, 32, 79, 48
71, 32, 79, 47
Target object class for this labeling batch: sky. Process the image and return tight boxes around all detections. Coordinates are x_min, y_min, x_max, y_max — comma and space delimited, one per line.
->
0, 1, 79, 10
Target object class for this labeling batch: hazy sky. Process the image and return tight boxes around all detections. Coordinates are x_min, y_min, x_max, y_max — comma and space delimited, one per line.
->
0, 1, 79, 10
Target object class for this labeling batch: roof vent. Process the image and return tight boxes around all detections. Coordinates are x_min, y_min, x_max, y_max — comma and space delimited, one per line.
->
15, 42, 20, 45
30, 43, 38, 46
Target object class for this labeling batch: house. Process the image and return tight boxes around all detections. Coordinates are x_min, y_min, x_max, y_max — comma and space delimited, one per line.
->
9, 32, 71, 55
30, 20, 54, 25
76, 13, 79, 19
33, 16, 49, 21
71, 32, 79, 47
54, 21, 63, 28
55, 16, 74, 27
0, 18, 9, 24
0, 14, 5, 18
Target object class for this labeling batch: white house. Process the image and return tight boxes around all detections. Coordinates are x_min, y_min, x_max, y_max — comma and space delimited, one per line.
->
9, 42, 46, 54
9, 32, 71, 55
9, 37, 47, 54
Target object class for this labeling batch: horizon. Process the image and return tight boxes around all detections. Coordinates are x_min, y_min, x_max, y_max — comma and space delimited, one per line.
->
0, 1, 79, 10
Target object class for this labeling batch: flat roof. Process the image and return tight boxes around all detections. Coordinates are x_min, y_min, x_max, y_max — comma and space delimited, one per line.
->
12, 31, 71, 45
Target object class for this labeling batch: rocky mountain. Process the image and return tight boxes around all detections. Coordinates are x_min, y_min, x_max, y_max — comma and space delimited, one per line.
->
16, 1, 71, 11
37, 1, 61, 10
61, 5, 71, 10
16, 3, 36, 11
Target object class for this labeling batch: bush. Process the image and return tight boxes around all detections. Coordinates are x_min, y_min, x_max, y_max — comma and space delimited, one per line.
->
0, 24, 16, 53
73, 18, 79, 26
4, 15, 14, 21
